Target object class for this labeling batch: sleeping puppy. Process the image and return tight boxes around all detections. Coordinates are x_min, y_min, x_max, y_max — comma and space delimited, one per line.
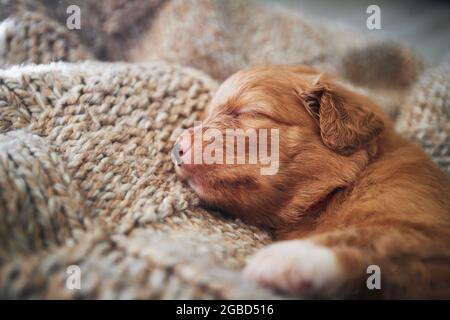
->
173, 65, 450, 299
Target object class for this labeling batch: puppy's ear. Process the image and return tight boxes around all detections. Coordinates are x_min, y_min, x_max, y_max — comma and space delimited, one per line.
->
298, 77, 384, 156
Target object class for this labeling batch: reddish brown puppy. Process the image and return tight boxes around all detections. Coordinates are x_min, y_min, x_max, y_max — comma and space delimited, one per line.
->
174, 65, 450, 298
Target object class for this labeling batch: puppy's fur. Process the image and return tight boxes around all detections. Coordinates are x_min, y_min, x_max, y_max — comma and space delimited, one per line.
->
175, 65, 450, 298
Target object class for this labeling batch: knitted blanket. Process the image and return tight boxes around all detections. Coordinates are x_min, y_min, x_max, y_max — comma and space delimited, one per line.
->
0, 0, 448, 299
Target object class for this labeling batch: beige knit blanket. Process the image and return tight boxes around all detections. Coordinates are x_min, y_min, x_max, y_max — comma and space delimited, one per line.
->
0, 0, 448, 299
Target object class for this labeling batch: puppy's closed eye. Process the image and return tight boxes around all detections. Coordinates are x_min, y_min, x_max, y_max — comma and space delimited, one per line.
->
229, 110, 242, 118
233, 109, 273, 121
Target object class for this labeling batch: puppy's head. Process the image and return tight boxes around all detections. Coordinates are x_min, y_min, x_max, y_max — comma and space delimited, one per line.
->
173, 65, 384, 229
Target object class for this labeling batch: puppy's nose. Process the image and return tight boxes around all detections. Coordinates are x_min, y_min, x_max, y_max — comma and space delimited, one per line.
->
172, 130, 193, 166
172, 142, 184, 166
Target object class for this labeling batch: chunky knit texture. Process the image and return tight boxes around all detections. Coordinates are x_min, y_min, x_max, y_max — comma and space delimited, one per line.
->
396, 56, 450, 174
0, 0, 448, 299
0, 11, 92, 67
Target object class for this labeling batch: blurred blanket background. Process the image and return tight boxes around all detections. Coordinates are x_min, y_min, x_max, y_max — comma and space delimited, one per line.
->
0, 0, 448, 298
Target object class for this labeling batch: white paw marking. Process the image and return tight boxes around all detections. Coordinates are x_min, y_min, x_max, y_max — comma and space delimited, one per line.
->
243, 240, 343, 297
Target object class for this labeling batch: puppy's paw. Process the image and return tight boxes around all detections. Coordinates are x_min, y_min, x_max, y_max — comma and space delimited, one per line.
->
243, 240, 343, 297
